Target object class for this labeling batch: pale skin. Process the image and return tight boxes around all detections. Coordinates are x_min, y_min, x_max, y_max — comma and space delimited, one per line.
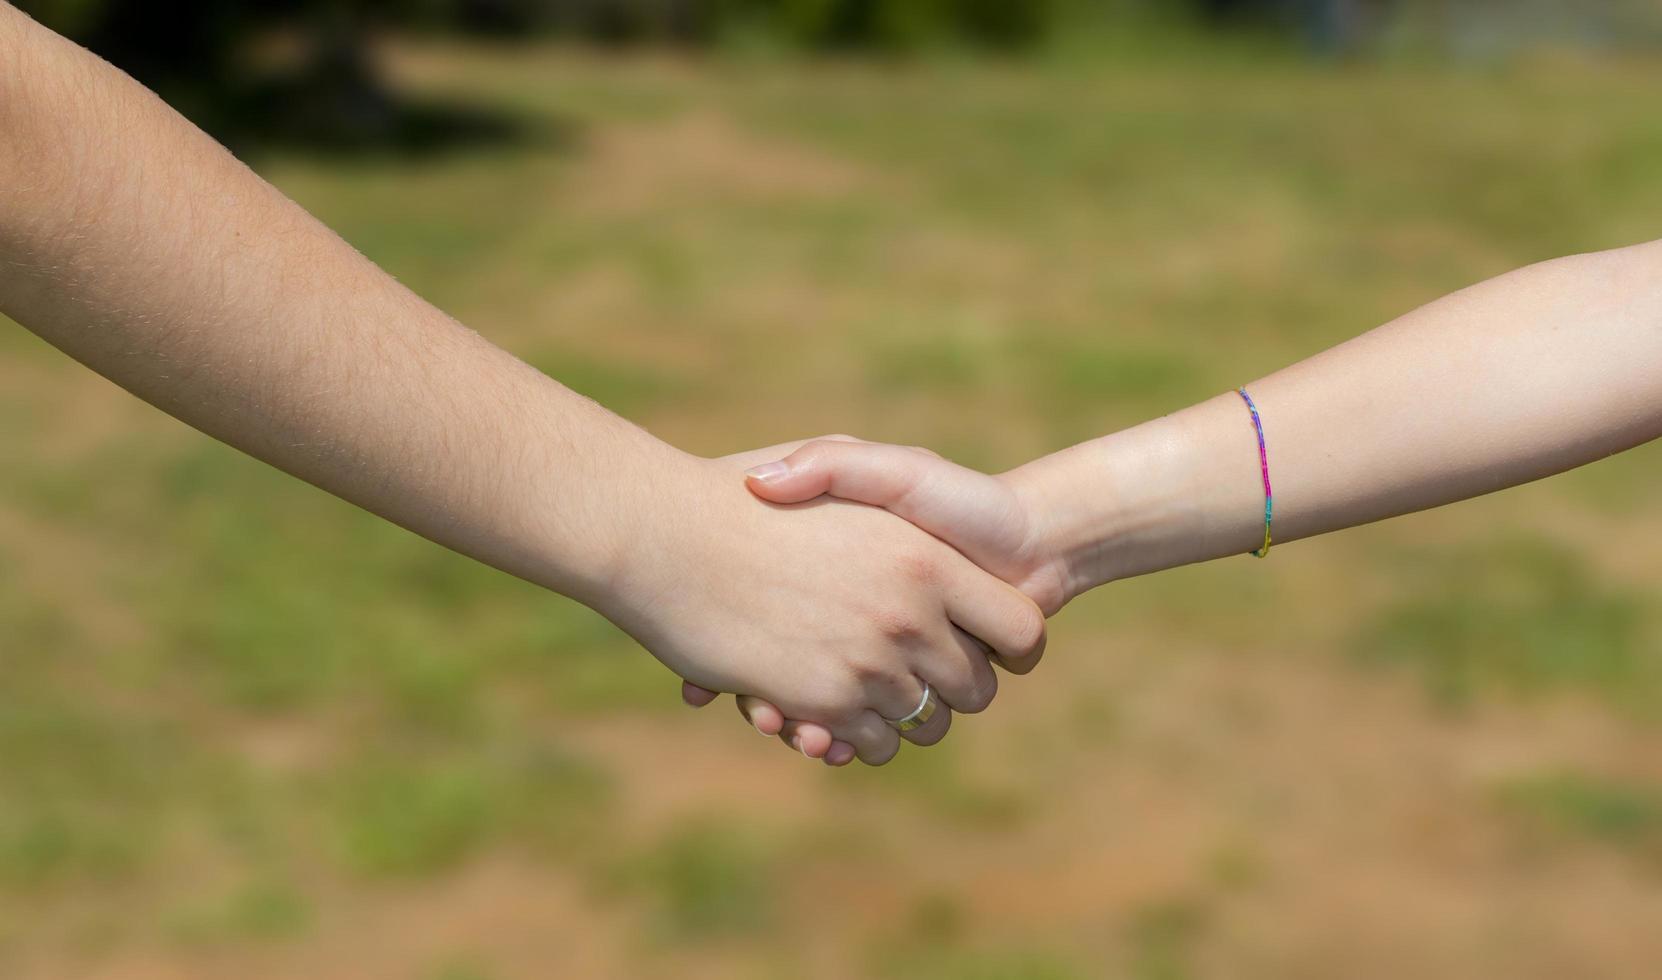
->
699, 242, 1662, 759
9, 6, 1660, 774
0, 4, 1048, 767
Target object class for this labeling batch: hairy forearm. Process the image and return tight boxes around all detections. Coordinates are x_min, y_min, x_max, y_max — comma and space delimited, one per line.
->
1018, 241, 1662, 599
0, 5, 667, 607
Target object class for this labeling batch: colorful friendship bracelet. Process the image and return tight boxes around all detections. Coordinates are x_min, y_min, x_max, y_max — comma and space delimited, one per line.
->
1235, 387, 1273, 558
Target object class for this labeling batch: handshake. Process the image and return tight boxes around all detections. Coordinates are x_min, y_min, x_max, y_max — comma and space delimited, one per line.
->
8, 4, 1657, 780
600, 383, 1295, 769
601, 429, 1172, 770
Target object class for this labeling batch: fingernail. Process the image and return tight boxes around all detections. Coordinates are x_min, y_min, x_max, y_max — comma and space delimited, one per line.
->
745, 461, 789, 482
757, 724, 773, 737
790, 735, 804, 754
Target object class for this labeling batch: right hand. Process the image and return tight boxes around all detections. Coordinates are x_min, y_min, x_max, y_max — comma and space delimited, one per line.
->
682, 436, 1072, 764
602, 450, 1047, 766
743, 437, 1070, 615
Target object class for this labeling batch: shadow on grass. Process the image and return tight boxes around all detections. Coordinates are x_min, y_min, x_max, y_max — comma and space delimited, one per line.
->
224, 86, 577, 163
49, 4, 581, 164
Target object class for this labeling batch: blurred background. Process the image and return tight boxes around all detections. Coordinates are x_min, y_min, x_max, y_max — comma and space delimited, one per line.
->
4, 0, 1662, 977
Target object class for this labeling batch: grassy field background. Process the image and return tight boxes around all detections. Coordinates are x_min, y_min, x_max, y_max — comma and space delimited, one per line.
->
4, 31, 1662, 979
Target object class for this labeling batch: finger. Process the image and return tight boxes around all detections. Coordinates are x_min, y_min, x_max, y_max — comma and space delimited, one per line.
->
778, 719, 834, 759
824, 740, 858, 766
992, 634, 1045, 674
834, 710, 903, 766
897, 693, 953, 747
913, 626, 999, 716
681, 680, 721, 708
857, 671, 948, 749
942, 563, 1047, 675
735, 695, 786, 737
934, 615, 1046, 679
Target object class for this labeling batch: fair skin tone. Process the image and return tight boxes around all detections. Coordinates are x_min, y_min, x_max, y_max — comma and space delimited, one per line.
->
10, 5, 1659, 771
0, 4, 1047, 766
698, 240, 1662, 760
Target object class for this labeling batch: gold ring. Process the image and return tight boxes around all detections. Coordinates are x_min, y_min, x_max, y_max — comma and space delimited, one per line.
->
885, 683, 938, 733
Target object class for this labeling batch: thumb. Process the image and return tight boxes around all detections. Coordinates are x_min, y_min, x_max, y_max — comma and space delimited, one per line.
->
744, 439, 1030, 593
743, 438, 937, 509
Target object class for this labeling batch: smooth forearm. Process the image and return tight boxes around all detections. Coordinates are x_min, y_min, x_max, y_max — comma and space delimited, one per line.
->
0, 5, 665, 608
1017, 241, 1662, 600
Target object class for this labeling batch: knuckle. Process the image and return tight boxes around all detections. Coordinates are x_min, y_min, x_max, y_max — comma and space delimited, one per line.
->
997, 648, 1039, 675
1026, 628, 1048, 665
871, 606, 925, 643
959, 673, 998, 714
896, 551, 941, 588
845, 655, 891, 690
1007, 604, 1047, 657
807, 436, 856, 458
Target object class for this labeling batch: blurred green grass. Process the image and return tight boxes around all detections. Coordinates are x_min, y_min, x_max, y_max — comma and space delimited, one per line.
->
3, 30, 1662, 980
1355, 537, 1657, 713
1498, 770, 1662, 862
616, 821, 780, 942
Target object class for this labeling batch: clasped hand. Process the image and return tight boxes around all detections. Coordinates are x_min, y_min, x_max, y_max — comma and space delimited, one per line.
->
631, 436, 1070, 768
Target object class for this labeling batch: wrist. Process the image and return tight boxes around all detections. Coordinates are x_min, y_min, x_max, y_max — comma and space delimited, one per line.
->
1005, 395, 1265, 600
573, 445, 727, 637
504, 409, 705, 619
1002, 436, 1167, 605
